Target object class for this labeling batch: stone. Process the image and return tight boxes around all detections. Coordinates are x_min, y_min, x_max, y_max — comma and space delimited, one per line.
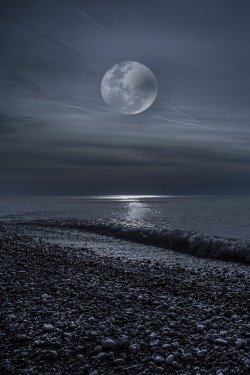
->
151, 354, 165, 364
215, 338, 227, 345
42, 323, 53, 332
154, 367, 165, 373
182, 353, 193, 361
93, 346, 102, 354
76, 346, 84, 353
7, 314, 16, 320
113, 358, 125, 366
49, 350, 58, 360
96, 352, 108, 361
41, 293, 52, 300
196, 324, 205, 332
129, 343, 140, 353
166, 355, 174, 364
172, 361, 184, 369
244, 359, 250, 368
224, 310, 233, 318
117, 336, 130, 348
235, 339, 244, 348
102, 339, 117, 350
196, 350, 206, 358
15, 334, 28, 342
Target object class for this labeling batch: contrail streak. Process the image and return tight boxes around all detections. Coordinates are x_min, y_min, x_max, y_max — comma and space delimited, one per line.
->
9, 18, 98, 72
157, 98, 200, 123
62, 0, 133, 49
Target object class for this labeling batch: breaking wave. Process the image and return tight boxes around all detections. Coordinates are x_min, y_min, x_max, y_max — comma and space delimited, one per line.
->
17, 218, 250, 264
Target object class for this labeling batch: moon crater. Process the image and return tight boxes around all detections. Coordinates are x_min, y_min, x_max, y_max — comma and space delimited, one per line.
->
101, 61, 158, 114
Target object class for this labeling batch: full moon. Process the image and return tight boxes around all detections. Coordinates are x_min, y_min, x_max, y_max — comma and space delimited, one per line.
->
101, 61, 158, 114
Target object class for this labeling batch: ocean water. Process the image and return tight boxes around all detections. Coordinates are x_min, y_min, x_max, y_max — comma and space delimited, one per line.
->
0, 195, 250, 263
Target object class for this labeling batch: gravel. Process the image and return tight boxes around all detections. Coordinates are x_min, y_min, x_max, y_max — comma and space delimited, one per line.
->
0, 222, 250, 375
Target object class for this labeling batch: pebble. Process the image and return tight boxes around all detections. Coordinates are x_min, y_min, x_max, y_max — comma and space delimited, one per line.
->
244, 359, 250, 368
41, 293, 52, 300
75, 346, 84, 353
172, 361, 184, 369
129, 343, 140, 354
235, 339, 245, 348
96, 352, 108, 361
151, 354, 165, 364
215, 338, 228, 345
154, 367, 165, 373
196, 324, 205, 332
7, 314, 16, 320
102, 339, 117, 350
48, 350, 58, 360
93, 346, 102, 354
113, 358, 125, 366
42, 323, 53, 332
117, 336, 130, 348
166, 355, 174, 364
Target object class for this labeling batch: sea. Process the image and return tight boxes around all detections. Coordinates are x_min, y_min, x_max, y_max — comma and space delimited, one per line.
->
0, 195, 250, 263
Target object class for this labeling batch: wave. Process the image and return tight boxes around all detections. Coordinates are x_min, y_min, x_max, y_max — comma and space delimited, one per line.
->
16, 218, 250, 264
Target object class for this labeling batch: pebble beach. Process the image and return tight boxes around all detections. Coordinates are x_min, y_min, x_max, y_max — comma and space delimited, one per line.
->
0, 223, 250, 375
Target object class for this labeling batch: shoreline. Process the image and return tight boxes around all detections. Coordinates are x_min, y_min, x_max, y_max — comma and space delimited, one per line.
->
13, 219, 250, 265
0, 223, 250, 374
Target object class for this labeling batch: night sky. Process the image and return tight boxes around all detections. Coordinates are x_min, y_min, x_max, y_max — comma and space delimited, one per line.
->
1, 0, 250, 195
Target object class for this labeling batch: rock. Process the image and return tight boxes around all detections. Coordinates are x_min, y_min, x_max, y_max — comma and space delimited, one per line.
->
113, 358, 125, 366
92, 346, 102, 354
102, 338, 117, 350
96, 352, 108, 361
6, 314, 16, 320
196, 324, 205, 332
77, 365, 90, 375
129, 343, 140, 353
244, 359, 250, 368
41, 293, 52, 300
154, 367, 165, 373
151, 354, 165, 364
48, 350, 58, 360
166, 355, 174, 364
88, 317, 96, 323
224, 310, 233, 318
235, 339, 245, 348
42, 323, 53, 332
117, 336, 130, 348
182, 353, 193, 361
76, 346, 84, 353
168, 312, 177, 320
172, 361, 184, 369
196, 350, 206, 358
149, 332, 158, 339
15, 334, 28, 342
215, 338, 227, 345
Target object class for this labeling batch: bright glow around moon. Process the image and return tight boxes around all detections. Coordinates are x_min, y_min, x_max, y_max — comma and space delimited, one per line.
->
101, 61, 158, 114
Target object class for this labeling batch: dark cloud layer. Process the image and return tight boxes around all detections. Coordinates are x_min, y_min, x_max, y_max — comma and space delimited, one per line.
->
0, 0, 250, 195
